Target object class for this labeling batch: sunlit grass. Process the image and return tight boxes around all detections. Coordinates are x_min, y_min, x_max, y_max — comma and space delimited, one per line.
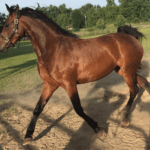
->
0, 41, 42, 94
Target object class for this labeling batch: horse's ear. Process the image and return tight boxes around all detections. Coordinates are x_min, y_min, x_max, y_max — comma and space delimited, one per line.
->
15, 4, 19, 14
5, 4, 10, 14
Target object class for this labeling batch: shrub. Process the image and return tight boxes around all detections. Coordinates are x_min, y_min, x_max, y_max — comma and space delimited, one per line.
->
96, 19, 106, 30
114, 15, 126, 27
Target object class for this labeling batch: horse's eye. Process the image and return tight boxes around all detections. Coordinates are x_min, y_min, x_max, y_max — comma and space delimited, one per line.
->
5, 24, 9, 28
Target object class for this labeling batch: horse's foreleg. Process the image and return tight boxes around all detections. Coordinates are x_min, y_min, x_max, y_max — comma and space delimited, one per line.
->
64, 83, 107, 140
23, 82, 58, 145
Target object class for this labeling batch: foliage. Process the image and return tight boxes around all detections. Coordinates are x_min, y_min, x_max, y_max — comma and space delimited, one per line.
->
114, 15, 126, 27
96, 19, 106, 30
71, 9, 83, 29
0, 12, 7, 26
46, 5, 61, 22
1, 1, 150, 30
57, 13, 70, 29
80, 3, 93, 16
86, 7, 98, 27
119, 0, 150, 23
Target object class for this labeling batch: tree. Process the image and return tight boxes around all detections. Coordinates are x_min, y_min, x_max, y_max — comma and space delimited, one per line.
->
96, 19, 106, 30
0, 13, 7, 26
80, 3, 93, 16
58, 4, 67, 14
86, 7, 97, 27
46, 5, 61, 22
57, 13, 69, 29
119, 0, 150, 22
71, 9, 83, 30
114, 15, 126, 27
97, 6, 106, 21
105, 0, 119, 22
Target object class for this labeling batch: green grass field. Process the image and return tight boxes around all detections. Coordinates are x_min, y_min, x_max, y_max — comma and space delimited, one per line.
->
0, 41, 42, 93
0, 23, 150, 94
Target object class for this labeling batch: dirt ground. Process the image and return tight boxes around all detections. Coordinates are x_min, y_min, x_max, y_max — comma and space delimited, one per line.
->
1, 55, 150, 150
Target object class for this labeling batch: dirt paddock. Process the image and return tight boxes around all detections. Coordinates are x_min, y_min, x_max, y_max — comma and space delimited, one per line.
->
1, 56, 150, 150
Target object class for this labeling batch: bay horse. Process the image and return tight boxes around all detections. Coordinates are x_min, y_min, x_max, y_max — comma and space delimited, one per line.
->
0, 4, 150, 145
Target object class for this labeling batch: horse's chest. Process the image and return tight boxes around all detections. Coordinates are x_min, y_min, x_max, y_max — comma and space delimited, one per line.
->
37, 62, 58, 85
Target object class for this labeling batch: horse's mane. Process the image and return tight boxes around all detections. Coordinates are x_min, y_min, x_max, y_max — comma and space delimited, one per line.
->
0, 26, 3, 33
9, 5, 79, 39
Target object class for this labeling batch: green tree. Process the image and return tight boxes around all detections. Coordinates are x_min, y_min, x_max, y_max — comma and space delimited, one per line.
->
57, 13, 69, 29
86, 7, 97, 27
71, 9, 83, 30
58, 4, 67, 14
0, 13, 7, 26
80, 3, 93, 16
97, 6, 106, 21
119, 0, 150, 22
106, 0, 119, 22
46, 5, 61, 22
96, 19, 106, 30
114, 15, 126, 27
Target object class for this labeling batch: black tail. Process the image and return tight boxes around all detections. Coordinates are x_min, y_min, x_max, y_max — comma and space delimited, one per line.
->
117, 25, 145, 42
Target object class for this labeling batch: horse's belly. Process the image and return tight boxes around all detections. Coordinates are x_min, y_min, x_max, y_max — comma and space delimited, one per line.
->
77, 57, 116, 84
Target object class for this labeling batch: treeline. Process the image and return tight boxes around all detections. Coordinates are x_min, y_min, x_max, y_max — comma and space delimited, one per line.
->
0, 0, 150, 31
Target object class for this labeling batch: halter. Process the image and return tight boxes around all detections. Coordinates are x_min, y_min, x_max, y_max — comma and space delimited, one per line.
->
0, 11, 19, 47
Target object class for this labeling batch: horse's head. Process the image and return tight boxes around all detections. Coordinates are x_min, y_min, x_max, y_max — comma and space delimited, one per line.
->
0, 4, 24, 53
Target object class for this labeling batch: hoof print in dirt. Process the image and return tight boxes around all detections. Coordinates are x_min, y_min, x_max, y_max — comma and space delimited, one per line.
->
94, 127, 107, 141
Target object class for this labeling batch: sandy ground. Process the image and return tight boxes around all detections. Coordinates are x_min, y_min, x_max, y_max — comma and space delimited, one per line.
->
1, 55, 150, 150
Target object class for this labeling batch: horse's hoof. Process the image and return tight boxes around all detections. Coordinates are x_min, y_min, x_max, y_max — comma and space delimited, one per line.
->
94, 127, 107, 141
121, 119, 129, 128
23, 137, 33, 145
120, 111, 130, 127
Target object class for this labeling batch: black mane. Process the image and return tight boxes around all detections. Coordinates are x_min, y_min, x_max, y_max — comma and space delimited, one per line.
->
0, 26, 3, 33
9, 5, 79, 38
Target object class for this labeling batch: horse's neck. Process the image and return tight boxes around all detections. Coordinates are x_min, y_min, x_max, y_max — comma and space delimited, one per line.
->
23, 17, 58, 59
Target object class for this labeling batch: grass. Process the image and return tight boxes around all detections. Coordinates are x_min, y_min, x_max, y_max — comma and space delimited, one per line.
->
0, 23, 150, 94
0, 41, 42, 94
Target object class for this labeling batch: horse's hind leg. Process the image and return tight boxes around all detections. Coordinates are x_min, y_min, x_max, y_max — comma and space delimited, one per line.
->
121, 74, 150, 127
136, 74, 150, 94
23, 82, 58, 145
120, 74, 139, 127
64, 83, 107, 140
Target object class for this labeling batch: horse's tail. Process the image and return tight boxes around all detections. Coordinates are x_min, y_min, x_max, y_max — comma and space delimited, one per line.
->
117, 25, 145, 42
117, 25, 145, 70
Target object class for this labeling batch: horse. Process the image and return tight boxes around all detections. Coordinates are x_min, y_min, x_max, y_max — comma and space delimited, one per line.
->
117, 25, 145, 69
0, 4, 150, 145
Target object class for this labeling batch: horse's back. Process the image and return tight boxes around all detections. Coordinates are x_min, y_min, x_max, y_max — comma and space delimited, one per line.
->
73, 33, 143, 83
